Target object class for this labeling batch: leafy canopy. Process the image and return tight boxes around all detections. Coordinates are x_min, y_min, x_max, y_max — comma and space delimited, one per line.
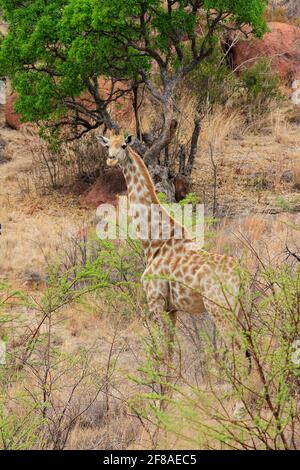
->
0, 0, 267, 137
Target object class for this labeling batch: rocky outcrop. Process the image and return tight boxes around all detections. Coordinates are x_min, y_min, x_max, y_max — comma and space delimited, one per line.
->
227, 22, 300, 84
79, 168, 127, 208
5, 93, 21, 129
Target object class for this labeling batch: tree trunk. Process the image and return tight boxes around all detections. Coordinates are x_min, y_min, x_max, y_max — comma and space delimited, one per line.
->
148, 163, 176, 201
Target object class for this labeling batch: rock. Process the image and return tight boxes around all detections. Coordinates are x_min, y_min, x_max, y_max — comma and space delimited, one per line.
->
79, 168, 127, 208
5, 93, 21, 129
280, 169, 294, 183
19, 269, 44, 288
226, 22, 300, 85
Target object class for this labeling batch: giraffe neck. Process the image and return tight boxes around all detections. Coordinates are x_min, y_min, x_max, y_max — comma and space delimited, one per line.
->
121, 146, 159, 206
119, 146, 191, 259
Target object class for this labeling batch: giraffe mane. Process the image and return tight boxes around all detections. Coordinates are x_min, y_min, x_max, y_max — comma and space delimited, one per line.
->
127, 146, 160, 204
127, 145, 192, 239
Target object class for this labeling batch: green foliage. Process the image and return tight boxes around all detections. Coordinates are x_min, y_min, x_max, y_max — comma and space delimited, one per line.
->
178, 192, 200, 206
184, 47, 282, 114
0, 370, 46, 450
131, 263, 300, 449
0, 0, 267, 135
0, 234, 145, 449
203, 0, 267, 37
275, 196, 300, 213
183, 40, 239, 108
0, 284, 45, 449
241, 58, 283, 114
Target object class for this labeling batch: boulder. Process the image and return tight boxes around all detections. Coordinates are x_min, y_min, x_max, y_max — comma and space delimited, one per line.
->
19, 269, 45, 289
5, 93, 21, 129
280, 169, 294, 183
79, 168, 127, 208
227, 22, 300, 85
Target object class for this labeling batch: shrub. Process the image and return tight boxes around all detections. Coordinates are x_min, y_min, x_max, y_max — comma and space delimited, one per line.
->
29, 133, 106, 194
130, 258, 300, 449
0, 235, 147, 450
240, 58, 283, 118
183, 42, 240, 110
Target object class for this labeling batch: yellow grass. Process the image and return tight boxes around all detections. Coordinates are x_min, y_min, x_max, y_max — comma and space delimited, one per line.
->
1, 96, 300, 449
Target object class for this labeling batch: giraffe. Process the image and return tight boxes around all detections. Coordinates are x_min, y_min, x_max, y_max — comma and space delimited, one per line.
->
98, 133, 257, 417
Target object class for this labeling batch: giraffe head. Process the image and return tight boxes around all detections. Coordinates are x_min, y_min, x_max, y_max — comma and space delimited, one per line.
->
98, 134, 133, 167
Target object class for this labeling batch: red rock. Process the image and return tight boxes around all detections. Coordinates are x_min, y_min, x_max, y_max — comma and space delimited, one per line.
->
227, 22, 300, 84
79, 168, 127, 208
5, 93, 21, 130
79, 78, 132, 130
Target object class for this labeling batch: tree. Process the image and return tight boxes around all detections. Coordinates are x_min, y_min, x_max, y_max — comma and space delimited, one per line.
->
0, 0, 268, 198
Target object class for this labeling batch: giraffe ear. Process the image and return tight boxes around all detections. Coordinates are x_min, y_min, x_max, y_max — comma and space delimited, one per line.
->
125, 134, 133, 145
98, 135, 110, 147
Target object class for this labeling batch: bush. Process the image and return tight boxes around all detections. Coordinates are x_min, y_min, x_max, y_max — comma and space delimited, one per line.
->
240, 58, 283, 118
131, 258, 300, 449
0, 235, 147, 449
182, 46, 282, 123
183, 42, 239, 110
29, 133, 106, 194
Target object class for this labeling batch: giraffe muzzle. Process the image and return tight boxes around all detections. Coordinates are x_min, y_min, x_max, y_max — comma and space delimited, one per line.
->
106, 157, 118, 167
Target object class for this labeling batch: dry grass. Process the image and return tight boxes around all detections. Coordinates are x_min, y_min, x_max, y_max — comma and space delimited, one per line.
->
1, 89, 300, 449
214, 212, 300, 270
192, 104, 300, 216
269, 108, 299, 145
293, 155, 300, 189
27, 133, 106, 195
0, 201, 93, 283
201, 108, 244, 153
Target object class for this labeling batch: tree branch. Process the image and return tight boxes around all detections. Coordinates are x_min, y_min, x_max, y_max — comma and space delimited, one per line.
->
184, 116, 202, 177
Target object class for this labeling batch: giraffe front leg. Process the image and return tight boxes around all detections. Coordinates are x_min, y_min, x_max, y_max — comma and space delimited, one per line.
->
147, 296, 177, 376
158, 309, 177, 413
